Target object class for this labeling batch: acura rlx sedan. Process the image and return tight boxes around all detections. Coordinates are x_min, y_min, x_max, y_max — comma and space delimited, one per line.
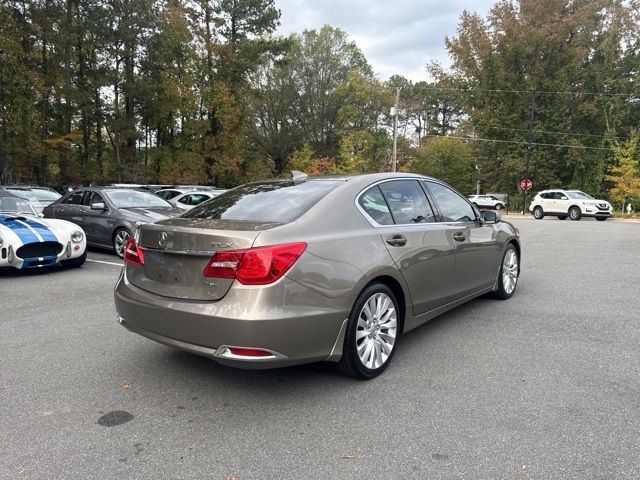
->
43, 187, 182, 257
114, 173, 521, 379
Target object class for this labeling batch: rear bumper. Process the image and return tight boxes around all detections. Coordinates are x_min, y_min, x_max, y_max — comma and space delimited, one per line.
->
114, 269, 351, 369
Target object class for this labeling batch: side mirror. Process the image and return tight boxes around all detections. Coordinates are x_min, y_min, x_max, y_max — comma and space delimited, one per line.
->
90, 202, 106, 210
482, 210, 500, 224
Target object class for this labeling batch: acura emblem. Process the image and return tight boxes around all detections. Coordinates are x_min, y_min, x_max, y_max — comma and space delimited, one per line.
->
158, 232, 168, 247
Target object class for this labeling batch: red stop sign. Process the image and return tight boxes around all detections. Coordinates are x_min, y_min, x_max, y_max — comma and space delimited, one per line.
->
520, 178, 533, 191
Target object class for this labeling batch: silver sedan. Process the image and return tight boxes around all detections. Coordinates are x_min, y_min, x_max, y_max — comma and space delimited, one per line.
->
114, 173, 520, 379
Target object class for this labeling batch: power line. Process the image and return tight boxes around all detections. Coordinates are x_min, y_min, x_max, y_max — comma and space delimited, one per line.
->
465, 124, 632, 140
420, 86, 638, 98
423, 134, 616, 151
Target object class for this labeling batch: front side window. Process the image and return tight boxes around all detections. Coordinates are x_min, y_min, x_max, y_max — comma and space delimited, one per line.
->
565, 191, 591, 200
83, 191, 105, 206
378, 180, 436, 224
425, 181, 476, 222
358, 186, 393, 225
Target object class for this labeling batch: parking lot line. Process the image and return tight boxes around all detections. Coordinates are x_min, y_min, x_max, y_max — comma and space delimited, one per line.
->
86, 258, 123, 267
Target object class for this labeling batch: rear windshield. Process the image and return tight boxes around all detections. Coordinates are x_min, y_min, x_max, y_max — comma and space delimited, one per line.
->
183, 180, 343, 223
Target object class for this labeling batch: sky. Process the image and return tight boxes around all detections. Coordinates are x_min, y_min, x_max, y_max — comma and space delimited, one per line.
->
274, 0, 495, 82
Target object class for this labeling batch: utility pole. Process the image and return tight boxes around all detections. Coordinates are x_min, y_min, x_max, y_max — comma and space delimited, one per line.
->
522, 91, 537, 214
391, 87, 401, 172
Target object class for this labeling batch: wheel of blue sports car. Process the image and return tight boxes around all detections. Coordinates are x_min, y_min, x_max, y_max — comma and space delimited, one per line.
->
493, 244, 519, 300
533, 206, 544, 219
113, 228, 131, 258
61, 251, 87, 268
338, 283, 399, 379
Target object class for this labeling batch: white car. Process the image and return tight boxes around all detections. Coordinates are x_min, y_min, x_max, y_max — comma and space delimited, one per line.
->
0, 189, 87, 269
169, 190, 225, 211
468, 194, 505, 210
529, 189, 613, 221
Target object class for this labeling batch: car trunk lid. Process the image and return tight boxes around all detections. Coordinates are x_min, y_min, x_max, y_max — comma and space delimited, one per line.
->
127, 218, 282, 301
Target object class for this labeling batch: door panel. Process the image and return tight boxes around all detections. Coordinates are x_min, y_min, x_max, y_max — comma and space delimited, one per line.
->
450, 222, 499, 295
382, 224, 458, 315
370, 180, 456, 316
80, 191, 111, 244
424, 181, 498, 298
54, 191, 84, 221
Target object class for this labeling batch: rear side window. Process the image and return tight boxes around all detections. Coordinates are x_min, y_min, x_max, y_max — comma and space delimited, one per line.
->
378, 180, 436, 224
184, 180, 343, 223
425, 181, 476, 222
63, 191, 85, 205
358, 186, 393, 225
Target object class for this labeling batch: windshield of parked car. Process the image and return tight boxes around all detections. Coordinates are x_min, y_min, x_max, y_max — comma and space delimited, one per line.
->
0, 196, 39, 217
566, 191, 594, 200
183, 180, 343, 223
105, 189, 173, 209
27, 189, 61, 202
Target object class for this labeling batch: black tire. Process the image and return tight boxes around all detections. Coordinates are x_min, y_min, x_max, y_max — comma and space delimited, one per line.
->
113, 228, 132, 258
495, 203, 504, 210
596, 216, 608, 222
557, 215, 567, 220
61, 250, 87, 268
338, 283, 400, 380
533, 206, 544, 219
569, 206, 582, 221
493, 244, 519, 300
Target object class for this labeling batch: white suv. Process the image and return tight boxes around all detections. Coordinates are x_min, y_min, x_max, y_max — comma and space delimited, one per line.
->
468, 195, 505, 210
529, 189, 613, 221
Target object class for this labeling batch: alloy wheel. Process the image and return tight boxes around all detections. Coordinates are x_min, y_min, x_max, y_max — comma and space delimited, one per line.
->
356, 293, 398, 370
502, 249, 519, 295
114, 229, 131, 258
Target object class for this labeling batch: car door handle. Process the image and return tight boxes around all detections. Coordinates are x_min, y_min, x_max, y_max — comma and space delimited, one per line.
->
79, 209, 87, 214
385, 234, 407, 247
453, 232, 466, 242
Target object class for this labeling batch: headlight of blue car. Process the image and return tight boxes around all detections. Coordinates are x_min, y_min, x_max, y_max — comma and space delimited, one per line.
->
71, 231, 84, 243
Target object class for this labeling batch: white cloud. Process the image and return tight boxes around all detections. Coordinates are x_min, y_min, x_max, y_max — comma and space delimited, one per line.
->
274, 0, 495, 82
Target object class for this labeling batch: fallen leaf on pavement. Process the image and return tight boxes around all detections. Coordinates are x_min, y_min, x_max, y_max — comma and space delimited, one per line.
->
340, 455, 356, 460
120, 382, 132, 390
189, 443, 197, 449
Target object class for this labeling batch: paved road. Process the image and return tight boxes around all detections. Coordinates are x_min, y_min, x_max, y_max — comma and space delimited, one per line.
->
2, 219, 639, 479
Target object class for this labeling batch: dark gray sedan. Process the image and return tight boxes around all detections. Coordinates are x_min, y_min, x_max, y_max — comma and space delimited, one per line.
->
43, 187, 182, 257
115, 173, 521, 379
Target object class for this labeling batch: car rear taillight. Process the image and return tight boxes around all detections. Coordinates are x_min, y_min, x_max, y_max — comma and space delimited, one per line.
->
124, 237, 145, 266
203, 242, 307, 285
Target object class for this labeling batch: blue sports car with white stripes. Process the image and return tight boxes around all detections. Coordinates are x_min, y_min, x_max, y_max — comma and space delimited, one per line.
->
0, 189, 87, 270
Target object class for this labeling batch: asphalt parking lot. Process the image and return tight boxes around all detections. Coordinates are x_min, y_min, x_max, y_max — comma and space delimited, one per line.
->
2, 217, 640, 479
